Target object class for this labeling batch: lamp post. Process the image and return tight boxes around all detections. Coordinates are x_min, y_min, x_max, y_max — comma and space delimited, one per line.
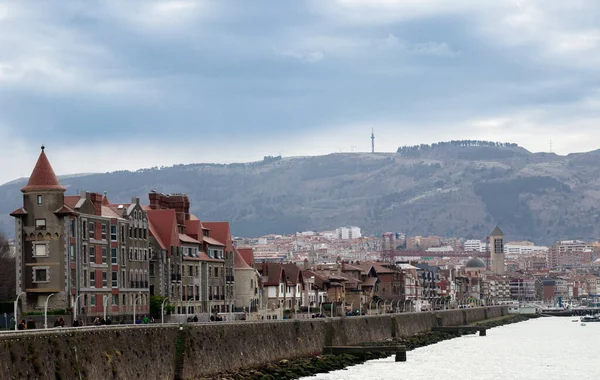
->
103, 295, 110, 321
13, 292, 25, 331
73, 294, 83, 325
133, 295, 140, 325
186, 299, 192, 322
161, 298, 169, 324
44, 293, 55, 329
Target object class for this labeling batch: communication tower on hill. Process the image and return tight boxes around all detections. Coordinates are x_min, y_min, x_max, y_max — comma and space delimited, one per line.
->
371, 129, 375, 153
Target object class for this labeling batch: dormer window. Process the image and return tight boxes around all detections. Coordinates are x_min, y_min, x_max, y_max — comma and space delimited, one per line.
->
37, 195, 43, 205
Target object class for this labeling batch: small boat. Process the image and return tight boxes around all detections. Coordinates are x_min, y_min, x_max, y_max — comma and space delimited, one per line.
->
580, 315, 600, 323
581, 322, 587, 326
572, 319, 579, 322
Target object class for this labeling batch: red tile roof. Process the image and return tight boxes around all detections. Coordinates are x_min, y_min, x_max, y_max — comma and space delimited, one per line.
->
258, 263, 285, 286
202, 222, 234, 251
179, 233, 201, 245
102, 195, 111, 206
9, 207, 27, 217
21, 148, 66, 193
146, 209, 180, 249
54, 205, 76, 216
238, 248, 255, 267
203, 236, 225, 247
64, 196, 80, 210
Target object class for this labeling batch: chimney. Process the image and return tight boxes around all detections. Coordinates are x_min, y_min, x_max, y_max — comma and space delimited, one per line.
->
303, 258, 309, 270
341, 260, 346, 272
149, 191, 159, 210
90, 192, 102, 216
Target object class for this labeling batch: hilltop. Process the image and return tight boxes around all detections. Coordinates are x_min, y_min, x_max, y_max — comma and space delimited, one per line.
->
2, 141, 600, 244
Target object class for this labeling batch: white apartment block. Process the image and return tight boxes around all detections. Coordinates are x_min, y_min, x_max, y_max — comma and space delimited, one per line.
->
335, 226, 362, 240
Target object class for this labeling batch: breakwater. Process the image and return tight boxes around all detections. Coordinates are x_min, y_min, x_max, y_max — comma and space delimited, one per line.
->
0, 307, 507, 380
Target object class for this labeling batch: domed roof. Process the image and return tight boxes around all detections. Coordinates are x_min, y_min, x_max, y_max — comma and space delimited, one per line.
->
466, 257, 486, 269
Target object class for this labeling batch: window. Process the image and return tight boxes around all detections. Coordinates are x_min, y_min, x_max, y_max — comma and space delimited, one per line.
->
35, 219, 46, 230
90, 295, 96, 306
214, 267, 219, 277
70, 219, 76, 237
112, 271, 118, 287
34, 244, 47, 257
33, 268, 48, 283
83, 270, 87, 287
111, 248, 118, 264
188, 266, 193, 276
102, 271, 107, 288
70, 246, 75, 261
110, 225, 117, 241
89, 222, 95, 239
90, 271, 96, 288
37, 195, 43, 205
82, 245, 87, 264
121, 225, 125, 243
101, 224, 107, 240
143, 228, 147, 240
121, 248, 126, 266
90, 247, 95, 263
102, 247, 107, 264
149, 264, 155, 276
112, 294, 119, 305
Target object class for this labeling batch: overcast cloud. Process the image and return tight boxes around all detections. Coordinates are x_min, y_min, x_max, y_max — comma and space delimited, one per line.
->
2, 0, 600, 184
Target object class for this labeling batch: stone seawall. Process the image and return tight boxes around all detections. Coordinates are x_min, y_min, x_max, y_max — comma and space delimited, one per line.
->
0, 307, 506, 380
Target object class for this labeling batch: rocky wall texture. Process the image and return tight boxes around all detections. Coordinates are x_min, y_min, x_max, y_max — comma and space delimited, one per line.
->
0, 307, 507, 380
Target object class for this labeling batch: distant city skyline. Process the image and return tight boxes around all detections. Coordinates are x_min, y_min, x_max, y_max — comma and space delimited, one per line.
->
2, 1, 600, 184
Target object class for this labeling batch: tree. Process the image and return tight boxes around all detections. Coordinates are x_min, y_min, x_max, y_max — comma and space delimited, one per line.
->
0, 233, 15, 302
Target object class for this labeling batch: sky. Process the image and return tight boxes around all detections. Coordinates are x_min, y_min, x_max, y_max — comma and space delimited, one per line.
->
2, 0, 600, 184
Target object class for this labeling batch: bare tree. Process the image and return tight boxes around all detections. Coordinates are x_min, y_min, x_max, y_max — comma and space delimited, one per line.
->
0, 233, 15, 302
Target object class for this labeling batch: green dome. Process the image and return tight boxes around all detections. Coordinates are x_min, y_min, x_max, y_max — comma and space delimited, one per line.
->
466, 257, 486, 268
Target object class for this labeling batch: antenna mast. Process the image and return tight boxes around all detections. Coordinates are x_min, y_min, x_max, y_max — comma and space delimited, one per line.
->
371, 129, 375, 153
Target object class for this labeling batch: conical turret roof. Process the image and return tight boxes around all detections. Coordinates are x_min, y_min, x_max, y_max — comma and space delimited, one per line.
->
21, 146, 66, 193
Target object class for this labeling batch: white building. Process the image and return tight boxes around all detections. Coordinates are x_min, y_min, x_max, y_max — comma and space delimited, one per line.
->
464, 240, 485, 252
335, 226, 362, 240
504, 244, 548, 255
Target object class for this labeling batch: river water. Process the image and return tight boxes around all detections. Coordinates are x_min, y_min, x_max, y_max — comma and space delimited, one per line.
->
302, 317, 600, 380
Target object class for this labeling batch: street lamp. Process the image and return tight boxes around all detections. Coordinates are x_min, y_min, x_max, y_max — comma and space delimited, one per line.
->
186, 299, 192, 322
13, 292, 25, 331
133, 295, 140, 325
73, 294, 83, 325
161, 298, 169, 324
44, 293, 55, 329
103, 295, 110, 321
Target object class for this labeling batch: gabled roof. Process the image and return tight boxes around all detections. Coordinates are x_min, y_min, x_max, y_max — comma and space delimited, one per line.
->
490, 226, 504, 236
238, 248, 255, 267
146, 209, 180, 249
282, 263, 304, 285
21, 148, 66, 193
258, 263, 285, 286
64, 196, 80, 209
202, 222, 234, 251
54, 205, 76, 216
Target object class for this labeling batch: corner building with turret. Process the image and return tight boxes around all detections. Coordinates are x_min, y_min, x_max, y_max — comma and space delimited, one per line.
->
10, 147, 150, 320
